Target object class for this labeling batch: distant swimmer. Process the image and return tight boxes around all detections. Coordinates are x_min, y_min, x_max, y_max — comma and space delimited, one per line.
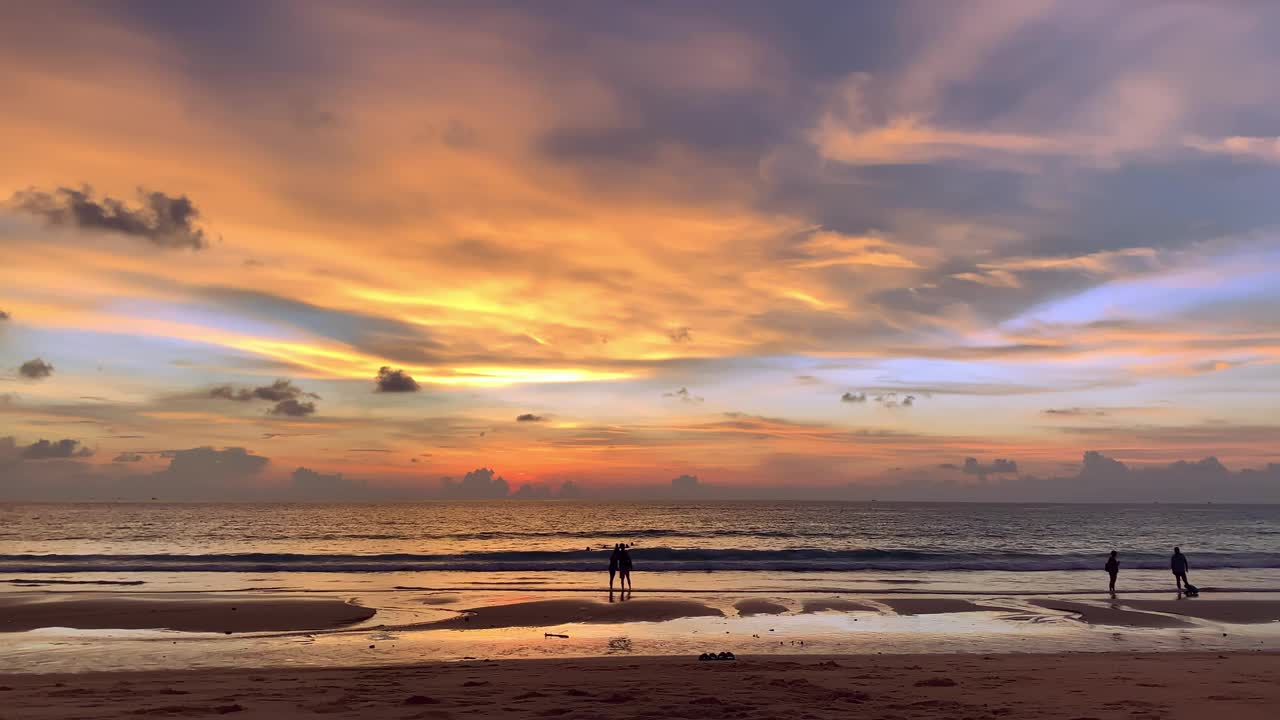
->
1171, 546, 1191, 593
1104, 550, 1119, 596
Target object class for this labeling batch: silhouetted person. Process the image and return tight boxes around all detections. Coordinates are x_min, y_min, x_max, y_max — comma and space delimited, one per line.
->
619, 545, 633, 590
608, 544, 621, 591
1171, 546, 1190, 592
1104, 550, 1119, 595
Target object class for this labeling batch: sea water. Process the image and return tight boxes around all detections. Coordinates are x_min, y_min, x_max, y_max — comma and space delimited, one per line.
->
4, 501, 1279, 593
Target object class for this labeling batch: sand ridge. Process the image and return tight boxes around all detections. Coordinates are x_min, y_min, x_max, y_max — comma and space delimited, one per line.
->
0, 594, 376, 633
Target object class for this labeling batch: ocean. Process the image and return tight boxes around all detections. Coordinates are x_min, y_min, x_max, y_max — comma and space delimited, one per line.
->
5, 501, 1280, 594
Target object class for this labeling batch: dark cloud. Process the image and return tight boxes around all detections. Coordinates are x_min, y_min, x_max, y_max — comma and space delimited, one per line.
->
841, 391, 867, 403
112, 452, 145, 463
291, 466, 367, 499
268, 398, 316, 416
1079, 450, 1127, 477
210, 379, 319, 416
671, 474, 701, 491
375, 366, 420, 392
250, 379, 313, 402
873, 451, 1280, 503
21, 438, 92, 460
210, 379, 316, 402
439, 467, 509, 499
511, 480, 583, 499
210, 386, 252, 401
1024, 452, 1280, 503
10, 185, 207, 249
512, 482, 552, 499
959, 457, 1019, 477
663, 387, 704, 403
516, 413, 547, 422
151, 447, 268, 497
667, 326, 692, 343
0, 310, 9, 320
18, 358, 53, 379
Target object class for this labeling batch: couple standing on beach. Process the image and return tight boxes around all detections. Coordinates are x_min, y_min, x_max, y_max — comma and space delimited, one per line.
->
1105, 546, 1194, 596
609, 543, 633, 591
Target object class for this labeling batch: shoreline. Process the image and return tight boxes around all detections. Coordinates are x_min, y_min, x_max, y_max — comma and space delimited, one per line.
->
3, 652, 1279, 719
13, 578, 1280, 596
7, 592, 1280, 633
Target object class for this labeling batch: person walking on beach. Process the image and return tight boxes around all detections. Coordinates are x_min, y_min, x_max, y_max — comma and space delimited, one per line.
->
608, 544, 621, 591
1171, 546, 1190, 593
618, 544, 633, 591
1104, 550, 1120, 596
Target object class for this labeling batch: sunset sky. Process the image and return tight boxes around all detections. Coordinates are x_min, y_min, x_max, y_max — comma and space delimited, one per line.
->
2, 1, 1279, 500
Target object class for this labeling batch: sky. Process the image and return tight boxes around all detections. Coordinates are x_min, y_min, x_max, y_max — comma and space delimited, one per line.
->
1, 0, 1278, 501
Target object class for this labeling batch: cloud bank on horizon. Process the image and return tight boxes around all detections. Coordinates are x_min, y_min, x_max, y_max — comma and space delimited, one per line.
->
0, 0, 1278, 500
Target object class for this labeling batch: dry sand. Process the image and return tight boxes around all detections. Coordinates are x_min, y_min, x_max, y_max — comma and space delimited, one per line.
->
3, 652, 1278, 719
0, 595, 376, 633
432, 598, 723, 629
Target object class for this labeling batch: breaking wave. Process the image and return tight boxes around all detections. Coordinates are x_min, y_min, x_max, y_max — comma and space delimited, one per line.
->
5, 549, 1280, 574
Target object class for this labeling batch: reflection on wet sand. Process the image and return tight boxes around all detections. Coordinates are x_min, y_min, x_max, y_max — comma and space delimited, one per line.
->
432, 598, 723, 629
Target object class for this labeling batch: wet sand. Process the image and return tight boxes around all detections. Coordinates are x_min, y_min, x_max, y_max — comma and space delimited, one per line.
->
1030, 599, 1195, 628
432, 598, 724, 629
734, 599, 790, 616
801, 598, 879, 613
875, 598, 1005, 615
1121, 599, 1280, 624
0, 595, 376, 633
4, 652, 1278, 719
